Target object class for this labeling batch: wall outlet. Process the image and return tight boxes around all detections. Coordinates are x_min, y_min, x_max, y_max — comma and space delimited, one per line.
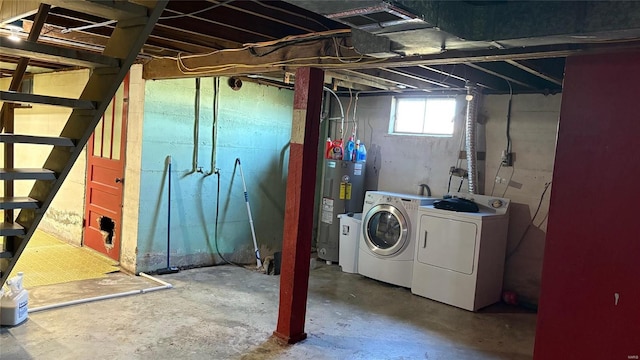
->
501, 151, 514, 167
449, 166, 468, 178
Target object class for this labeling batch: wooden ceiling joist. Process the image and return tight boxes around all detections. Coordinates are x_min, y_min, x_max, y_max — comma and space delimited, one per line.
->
360, 68, 448, 89
505, 59, 563, 86
40, 0, 149, 20
326, 71, 392, 91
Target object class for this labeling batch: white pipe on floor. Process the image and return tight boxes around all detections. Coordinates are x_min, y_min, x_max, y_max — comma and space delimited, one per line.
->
28, 272, 173, 313
139, 272, 173, 288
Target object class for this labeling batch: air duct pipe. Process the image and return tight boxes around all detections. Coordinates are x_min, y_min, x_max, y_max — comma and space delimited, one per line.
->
465, 83, 479, 194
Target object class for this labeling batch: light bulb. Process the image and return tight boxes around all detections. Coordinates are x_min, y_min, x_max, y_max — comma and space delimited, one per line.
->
8, 29, 20, 42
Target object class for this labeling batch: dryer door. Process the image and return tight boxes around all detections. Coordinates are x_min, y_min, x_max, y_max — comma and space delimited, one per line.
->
363, 204, 409, 256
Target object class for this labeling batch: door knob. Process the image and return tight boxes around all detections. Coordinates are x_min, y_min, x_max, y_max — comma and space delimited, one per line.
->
115, 178, 124, 184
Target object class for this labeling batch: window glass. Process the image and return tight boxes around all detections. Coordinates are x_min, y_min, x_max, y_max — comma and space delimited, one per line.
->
392, 97, 457, 136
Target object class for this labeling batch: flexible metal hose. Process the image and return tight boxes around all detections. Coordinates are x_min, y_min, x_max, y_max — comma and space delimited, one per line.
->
465, 83, 479, 194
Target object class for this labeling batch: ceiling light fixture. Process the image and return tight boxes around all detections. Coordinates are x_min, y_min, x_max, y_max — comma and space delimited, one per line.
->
8, 29, 20, 42
4, 19, 23, 42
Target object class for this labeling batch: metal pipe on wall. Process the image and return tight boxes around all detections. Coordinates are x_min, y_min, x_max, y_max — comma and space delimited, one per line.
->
192, 77, 201, 173
205, 77, 219, 176
465, 83, 479, 194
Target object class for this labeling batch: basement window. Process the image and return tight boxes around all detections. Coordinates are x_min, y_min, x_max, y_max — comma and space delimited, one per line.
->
390, 97, 456, 136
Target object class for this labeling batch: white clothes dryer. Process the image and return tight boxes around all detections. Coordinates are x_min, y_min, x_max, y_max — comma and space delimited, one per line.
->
411, 192, 510, 311
358, 191, 436, 288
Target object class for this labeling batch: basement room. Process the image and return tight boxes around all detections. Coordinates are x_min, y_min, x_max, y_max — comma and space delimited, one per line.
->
1, 1, 638, 359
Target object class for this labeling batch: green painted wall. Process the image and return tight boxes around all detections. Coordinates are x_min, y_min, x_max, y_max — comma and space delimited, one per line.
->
137, 77, 293, 272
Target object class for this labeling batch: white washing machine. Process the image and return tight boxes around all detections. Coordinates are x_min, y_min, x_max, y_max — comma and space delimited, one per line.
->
358, 191, 436, 288
411, 192, 510, 311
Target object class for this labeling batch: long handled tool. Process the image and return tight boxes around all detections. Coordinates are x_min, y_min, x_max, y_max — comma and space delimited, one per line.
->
157, 155, 179, 275
235, 158, 262, 269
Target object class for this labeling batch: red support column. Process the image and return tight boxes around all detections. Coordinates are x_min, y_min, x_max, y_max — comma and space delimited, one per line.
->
273, 67, 324, 344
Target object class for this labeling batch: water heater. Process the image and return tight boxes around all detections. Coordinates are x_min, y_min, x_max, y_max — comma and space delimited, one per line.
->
317, 159, 366, 262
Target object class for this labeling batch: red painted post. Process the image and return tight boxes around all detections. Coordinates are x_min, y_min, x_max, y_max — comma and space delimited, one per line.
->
273, 67, 324, 344
534, 51, 640, 359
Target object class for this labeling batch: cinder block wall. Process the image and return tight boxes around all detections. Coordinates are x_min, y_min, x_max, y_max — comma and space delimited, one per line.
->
483, 94, 559, 305
333, 95, 468, 196
136, 77, 293, 272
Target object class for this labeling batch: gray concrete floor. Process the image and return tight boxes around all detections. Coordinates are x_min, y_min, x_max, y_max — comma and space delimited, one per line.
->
1, 263, 536, 359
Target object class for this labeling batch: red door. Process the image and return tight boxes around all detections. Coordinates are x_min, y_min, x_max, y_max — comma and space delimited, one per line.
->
83, 75, 129, 261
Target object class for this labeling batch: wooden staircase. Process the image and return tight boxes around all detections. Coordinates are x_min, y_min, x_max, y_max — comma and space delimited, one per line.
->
0, 0, 168, 286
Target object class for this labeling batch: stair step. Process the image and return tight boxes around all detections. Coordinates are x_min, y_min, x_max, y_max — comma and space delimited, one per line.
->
0, 134, 75, 147
1, 40, 122, 69
0, 222, 25, 237
0, 91, 97, 110
0, 168, 56, 181
0, 197, 40, 210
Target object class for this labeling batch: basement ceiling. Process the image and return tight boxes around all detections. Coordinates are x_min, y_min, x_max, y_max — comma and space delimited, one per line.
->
2, 0, 640, 95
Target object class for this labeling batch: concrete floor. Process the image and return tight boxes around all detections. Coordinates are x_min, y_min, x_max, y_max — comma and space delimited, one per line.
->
1, 263, 536, 359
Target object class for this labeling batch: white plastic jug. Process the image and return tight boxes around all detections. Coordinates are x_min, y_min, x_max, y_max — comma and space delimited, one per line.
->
1, 272, 29, 326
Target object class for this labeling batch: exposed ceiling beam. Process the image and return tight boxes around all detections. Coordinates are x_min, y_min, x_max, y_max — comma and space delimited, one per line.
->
43, 10, 231, 54
411, 65, 470, 88
148, 24, 234, 53
404, 64, 516, 92
375, 67, 450, 88
326, 71, 394, 91
327, 78, 377, 92
223, 0, 337, 33
353, 42, 640, 70
465, 63, 536, 89
0, 55, 66, 71
144, 38, 640, 80
158, 10, 275, 44
505, 59, 563, 86
40, 0, 148, 20
1, 38, 120, 69
342, 69, 416, 90
21, 21, 176, 58
161, 1, 305, 42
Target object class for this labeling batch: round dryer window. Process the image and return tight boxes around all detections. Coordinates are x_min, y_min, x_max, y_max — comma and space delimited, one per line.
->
363, 204, 409, 256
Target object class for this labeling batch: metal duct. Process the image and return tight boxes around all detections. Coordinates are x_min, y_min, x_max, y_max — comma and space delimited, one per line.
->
465, 83, 479, 194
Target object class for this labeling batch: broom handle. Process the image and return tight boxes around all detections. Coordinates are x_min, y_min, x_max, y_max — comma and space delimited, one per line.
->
167, 155, 171, 268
